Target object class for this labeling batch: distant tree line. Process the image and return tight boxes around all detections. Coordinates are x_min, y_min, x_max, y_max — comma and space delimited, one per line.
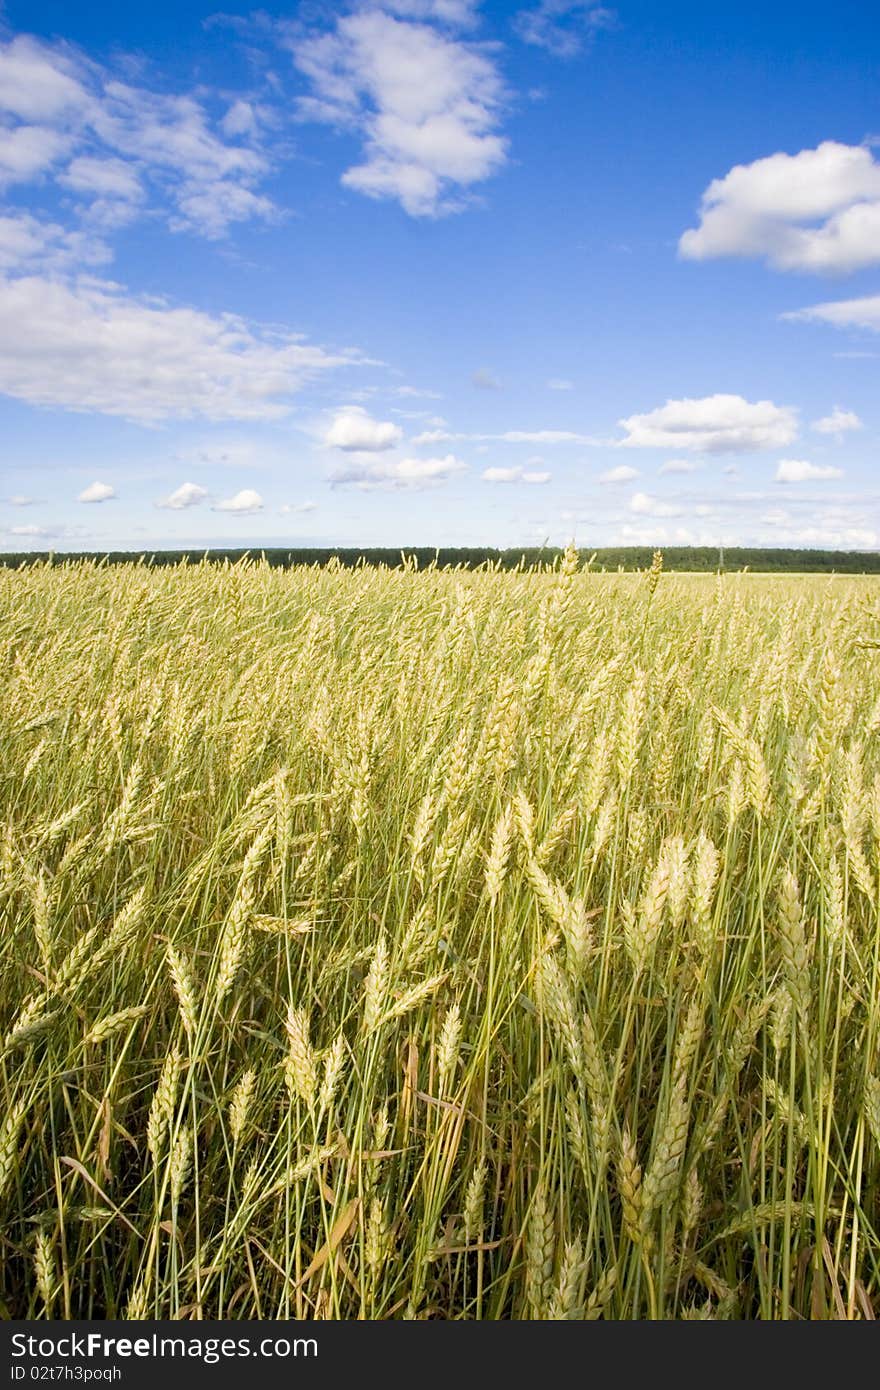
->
3, 546, 880, 573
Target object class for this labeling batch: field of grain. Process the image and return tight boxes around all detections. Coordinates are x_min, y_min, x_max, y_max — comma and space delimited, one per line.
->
2, 553, 879, 1320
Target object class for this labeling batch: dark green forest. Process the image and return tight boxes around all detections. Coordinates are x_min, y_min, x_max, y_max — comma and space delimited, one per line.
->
3, 546, 880, 572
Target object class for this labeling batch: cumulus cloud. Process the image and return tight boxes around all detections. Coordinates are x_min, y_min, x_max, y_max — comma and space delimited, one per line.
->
811, 406, 862, 435
59, 155, 142, 203
775, 459, 844, 483
753, 500, 877, 548
629, 491, 680, 517
599, 464, 639, 484
553, 485, 862, 552
513, 2, 615, 57
0, 34, 277, 240
290, 10, 508, 216
803, 525, 877, 548
171, 182, 275, 239
213, 488, 263, 512
221, 100, 261, 140
481, 466, 519, 482
7, 521, 96, 546
0, 211, 109, 273
784, 294, 880, 332
411, 427, 453, 444
157, 481, 208, 509
331, 452, 465, 489
92, 82, 272, 238
659, 458, 699, 475
481, 465, 551, 483
324, 405, 404, 451
679, 141, 880, 274
611, 522, 714, 547
0, 276, 360, 422
0, 36, 86, 121
77, 480, 115, 502
6, 523, 62, 539
619, 394, 798, 453
0, 123, 71, 185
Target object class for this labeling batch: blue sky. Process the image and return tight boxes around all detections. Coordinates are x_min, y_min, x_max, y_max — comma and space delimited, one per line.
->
1, 0, 878, 551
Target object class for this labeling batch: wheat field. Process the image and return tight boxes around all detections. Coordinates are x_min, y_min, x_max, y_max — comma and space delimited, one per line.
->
1, 551, 879, 1320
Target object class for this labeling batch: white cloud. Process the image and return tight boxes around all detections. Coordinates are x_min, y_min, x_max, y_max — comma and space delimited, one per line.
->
0, 275, 360, 422
612, 522, 708, 547
77, 480, 115, 502
680, 141, 880, 274
6, 524, 60, 538
170, 182, 276, 239
659, 458, 699, 474
809, 526, 877, 548
394, 384, 443, 398
157, 481, 208, 509
413, 426, 601, 446
0, 34, 277, 241
513, 2, 615, 57
599, 464, 639, 484
280, 500, 318, 514
0, 211, 108, 273
811, 406, 862, 435
290, 10, 508, 216
411, 427, 453, 444
59, 155, 142, 202
7, 494, 37, 505
221, 100, 260, 139
0, 122, 71, 185
213, 488, 263, 513
90, 79, 272, 238
324, 405, 403, 451
0, 36, 88, 122
482, 466, 521, 482
331, 452, 465, 489
619, 394, 798, 453
546, 377, 573, 390
506, 429, 595, 443
379, 1, 481, 23
753, 503, 877, 548
629, 491, 680, 517
775, 459, 844, 483
481, 465, 551, 483
0, 519, 97, 544
784, 294, 880, 332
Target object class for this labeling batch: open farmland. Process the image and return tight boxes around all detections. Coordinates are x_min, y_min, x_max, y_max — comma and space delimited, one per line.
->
1, 554, 880, 1320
